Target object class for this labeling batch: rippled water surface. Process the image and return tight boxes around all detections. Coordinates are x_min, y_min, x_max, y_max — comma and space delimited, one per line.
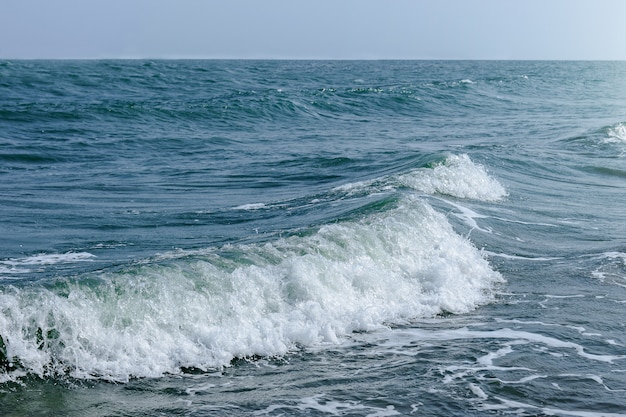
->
1, 60, 626, 416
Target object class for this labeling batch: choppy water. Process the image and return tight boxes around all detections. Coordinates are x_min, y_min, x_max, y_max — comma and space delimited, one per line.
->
1, 60, 626, 416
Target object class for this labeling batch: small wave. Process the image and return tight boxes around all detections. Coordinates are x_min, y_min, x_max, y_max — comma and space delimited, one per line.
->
572, 122, 626, 156
331, 154, 506, 203
398, 154, 507, 202
563, 122, 626, 156
0, 197, 502, 382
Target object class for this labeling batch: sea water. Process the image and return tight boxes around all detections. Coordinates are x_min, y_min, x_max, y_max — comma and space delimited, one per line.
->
1, 60, 625, 416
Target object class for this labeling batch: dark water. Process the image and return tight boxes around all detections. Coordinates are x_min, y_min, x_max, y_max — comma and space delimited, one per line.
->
1, 60, 626, 416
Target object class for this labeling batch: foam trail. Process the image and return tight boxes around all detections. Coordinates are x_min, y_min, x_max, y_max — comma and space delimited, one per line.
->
254, 394, 401, 416
396, 327, 625, 363
0, 197, 502, 381
484, 397, 626, 417
0, 252, 96, 275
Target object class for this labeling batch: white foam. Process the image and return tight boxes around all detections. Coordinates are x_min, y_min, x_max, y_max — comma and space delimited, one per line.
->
477, 345, 513, 366
555, 374, 626, 393
0, 252, 96, 275
0, 265, 32, 275
484, 251, 561, 261
606, 123, 626, 144
598, 252, 626, 263
468, 383, 488, 400
398, 154, 507, 202
254, 394, 401, 416
440, 199, 492, 233
233, 203, 269, 210
330, 177, 392, 198
483, 396, 626, 417
590, 252, 626, 288
399, 327, 625, 364
0, 197, 502, 381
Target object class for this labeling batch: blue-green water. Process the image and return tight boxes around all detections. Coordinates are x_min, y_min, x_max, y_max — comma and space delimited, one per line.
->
1, 60, 626, 416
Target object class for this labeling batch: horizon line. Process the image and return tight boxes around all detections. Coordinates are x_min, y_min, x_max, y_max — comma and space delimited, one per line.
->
2, 57, 626, 62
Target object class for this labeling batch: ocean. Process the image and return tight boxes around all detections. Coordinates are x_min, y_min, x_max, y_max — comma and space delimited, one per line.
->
1, 60, 625, 416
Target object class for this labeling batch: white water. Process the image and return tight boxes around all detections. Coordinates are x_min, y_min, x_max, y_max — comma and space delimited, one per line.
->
606, 123, 626, 144
0, 196, 503, 382
0, 252, 95, 275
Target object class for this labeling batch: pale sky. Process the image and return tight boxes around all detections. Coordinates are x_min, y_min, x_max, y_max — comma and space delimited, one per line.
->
1, 0, 625, 60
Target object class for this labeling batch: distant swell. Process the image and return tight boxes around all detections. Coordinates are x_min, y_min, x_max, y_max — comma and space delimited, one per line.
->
0, 197, 502, 382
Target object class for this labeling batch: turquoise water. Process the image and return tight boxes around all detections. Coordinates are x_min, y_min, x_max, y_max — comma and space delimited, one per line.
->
1, 60, 626, 416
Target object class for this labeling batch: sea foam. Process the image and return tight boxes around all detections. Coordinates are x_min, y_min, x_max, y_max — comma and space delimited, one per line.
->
0, 197, 502, 381
606, 123, 626, 144
0, 252, 95, 276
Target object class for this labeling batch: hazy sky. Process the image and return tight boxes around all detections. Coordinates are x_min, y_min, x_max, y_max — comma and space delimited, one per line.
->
1, 0, 625, 60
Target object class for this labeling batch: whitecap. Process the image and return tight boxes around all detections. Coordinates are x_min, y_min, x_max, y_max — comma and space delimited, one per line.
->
332, 154, 506, 203
606, 123, 626, 144
398, 154, 507, 202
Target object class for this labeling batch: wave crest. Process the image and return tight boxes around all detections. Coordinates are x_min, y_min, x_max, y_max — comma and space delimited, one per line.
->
399, 154, 507, 201
332, 154, 507, 202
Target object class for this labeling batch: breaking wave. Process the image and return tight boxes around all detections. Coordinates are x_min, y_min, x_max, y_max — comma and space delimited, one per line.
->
0, 196, 502, 382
